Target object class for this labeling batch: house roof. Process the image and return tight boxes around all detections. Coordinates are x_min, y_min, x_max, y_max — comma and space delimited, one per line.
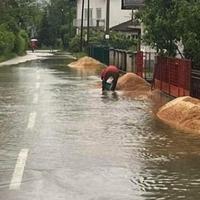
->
111, 20, 141, 33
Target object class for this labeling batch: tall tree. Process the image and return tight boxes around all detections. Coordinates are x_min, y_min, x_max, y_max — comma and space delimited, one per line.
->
140, 0, 200, 68
177, 0, 200, 68
38, 0, 76, 49
0, 0, 43, 57
140, 0, 181, 57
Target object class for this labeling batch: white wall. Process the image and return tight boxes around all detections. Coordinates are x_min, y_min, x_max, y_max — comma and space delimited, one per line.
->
109, 1, 132, 28
76, 0, 132, 28
77, 0, 105, 20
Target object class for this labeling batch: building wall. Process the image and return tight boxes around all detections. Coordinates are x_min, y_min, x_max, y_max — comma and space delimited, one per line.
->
76, 0, 105, 21
110, 1, 132, 28
76, 0, 156, 52
76, 0, 132, 28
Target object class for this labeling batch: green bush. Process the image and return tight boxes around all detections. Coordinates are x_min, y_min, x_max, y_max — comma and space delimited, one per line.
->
69, 31, 137, 52
14, 30, 29, 55
0, 26, 29, 58
88, 30, 137, 50
14, 34, 25, 55
19, 30, 29, 50
0, 26, 15, 54
69, 34, 81, 52
109, 32, 137, 50
55, 38, 63, 49
89, 31, 104, 44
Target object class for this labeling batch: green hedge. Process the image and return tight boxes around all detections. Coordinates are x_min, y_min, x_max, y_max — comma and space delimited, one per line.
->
69, 31, 137, 53
69, 34, 81, 52
14, 30, 29, 55
0, 26, 15, 54
0, 26, 29, 59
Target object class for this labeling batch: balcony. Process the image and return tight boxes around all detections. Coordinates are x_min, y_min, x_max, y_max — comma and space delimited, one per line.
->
73, 19, 105, 28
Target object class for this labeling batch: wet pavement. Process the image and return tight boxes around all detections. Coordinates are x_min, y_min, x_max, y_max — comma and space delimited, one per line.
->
0, 54, 200, 199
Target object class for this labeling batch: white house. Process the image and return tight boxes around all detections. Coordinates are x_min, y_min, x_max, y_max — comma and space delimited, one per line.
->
73, 0, 156, 52
74, 0, 133, 32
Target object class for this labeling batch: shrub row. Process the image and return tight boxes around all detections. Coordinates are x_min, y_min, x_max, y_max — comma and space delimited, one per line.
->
0, 26, 29, 58
69, 31, 137, 53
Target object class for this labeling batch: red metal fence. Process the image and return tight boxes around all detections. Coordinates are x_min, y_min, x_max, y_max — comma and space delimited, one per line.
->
153, 56, 191, 97
191, 70, 200, 98
107, 48, 195, 98
135, 51, 144, 78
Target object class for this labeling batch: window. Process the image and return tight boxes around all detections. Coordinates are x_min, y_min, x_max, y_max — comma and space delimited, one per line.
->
84, 8, 93, 19
96, 8, 102, 19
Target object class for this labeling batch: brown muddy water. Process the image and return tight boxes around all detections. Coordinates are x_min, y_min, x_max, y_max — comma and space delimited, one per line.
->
0, 55, 200, 200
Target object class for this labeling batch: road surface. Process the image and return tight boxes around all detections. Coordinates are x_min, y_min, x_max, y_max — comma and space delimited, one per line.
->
0, 54, 200, 200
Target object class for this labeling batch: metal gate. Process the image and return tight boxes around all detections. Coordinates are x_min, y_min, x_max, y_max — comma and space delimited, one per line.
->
135, 51, 143, 78
89, 45, 109, 65
191, 70, 200, 98
153, 56, 191, 97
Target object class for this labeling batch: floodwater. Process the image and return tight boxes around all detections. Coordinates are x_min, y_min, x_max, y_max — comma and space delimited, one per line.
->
0, 54, 200, 200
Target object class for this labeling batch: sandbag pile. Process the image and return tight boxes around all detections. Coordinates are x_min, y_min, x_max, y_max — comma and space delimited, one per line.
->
116, 73, 151, 98
68, 56, 104, 69
157, 96, 200, 134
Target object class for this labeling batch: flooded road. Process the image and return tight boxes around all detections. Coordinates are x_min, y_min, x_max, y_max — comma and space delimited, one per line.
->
0, 55, 200, 200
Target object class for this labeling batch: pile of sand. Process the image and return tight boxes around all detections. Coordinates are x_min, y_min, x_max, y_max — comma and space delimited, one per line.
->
157, 96, 200, 134
116, 73, 151, 99
68, 56, 104, 69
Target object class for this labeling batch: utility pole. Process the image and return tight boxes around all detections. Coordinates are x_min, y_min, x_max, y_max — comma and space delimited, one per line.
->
87, 0, 90, 46
105, 0, 110, 39
61, 9, 65, 48
80, 0, 85, 51
69, 2, 72, 38
131, 9, 134, 21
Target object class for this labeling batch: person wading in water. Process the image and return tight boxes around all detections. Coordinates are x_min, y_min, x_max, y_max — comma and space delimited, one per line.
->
101, 65, 119, 92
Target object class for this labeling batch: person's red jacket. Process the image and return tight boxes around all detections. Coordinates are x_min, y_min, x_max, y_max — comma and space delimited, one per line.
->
101, 65, 119, 80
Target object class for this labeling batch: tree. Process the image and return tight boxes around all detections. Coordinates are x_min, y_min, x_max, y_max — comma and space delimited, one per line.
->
0, 25, 15, 54
177, 0, 200, 69
140, 0, 181, 57
0, 0, 43, 57
38, 0, 76, 49
140, 0, 200, 68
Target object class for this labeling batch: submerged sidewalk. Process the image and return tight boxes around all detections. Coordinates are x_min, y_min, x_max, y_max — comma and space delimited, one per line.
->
0, 50, 56, 67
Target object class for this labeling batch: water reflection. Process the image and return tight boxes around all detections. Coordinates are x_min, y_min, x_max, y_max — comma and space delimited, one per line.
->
101, 91, 119, 102
70, 67, 101, 77
0, 57, 200, 199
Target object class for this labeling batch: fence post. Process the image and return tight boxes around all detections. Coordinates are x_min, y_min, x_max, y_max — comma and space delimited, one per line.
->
159, 57, 162, 89
148, 52, 151, 81
117, 50, 120, 68
124, 51, 127, 72
191, 70, 200, 98
113, 49, 116, 65
144, 52, 147, 80
132, 52, 135, 73
188, 61, 192, 96
109, 48, 114, 65
168, 58, 171, 95
178, 60, 180, 97
135, 51, 144, 78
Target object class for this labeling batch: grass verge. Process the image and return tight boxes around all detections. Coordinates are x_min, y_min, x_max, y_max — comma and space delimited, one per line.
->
0, 53, 17, 63
72, 52, 87, 59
